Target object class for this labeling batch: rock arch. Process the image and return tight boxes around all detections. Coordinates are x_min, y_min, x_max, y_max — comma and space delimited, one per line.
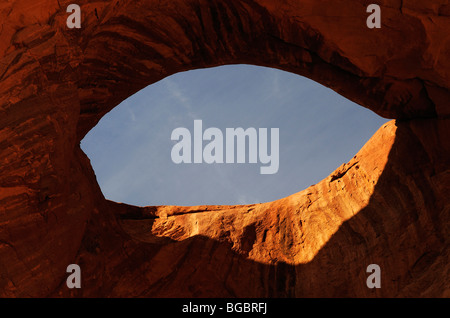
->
0, 0, 449, 297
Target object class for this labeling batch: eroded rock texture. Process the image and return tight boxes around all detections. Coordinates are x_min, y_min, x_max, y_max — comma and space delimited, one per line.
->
0, 0, 449, 297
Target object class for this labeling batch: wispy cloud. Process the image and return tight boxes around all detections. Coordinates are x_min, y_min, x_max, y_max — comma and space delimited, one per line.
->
126, 101, 137, 122
271, 69, 280, 96
164, 78, 198, 121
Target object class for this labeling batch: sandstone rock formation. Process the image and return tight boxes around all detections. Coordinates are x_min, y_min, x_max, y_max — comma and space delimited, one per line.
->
0, 0, 449, 297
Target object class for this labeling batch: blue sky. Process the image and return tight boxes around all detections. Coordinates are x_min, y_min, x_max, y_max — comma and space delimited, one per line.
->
80, 65, 388, 206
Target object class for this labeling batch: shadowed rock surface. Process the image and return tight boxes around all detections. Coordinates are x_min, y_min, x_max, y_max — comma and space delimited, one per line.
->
0, 0, 449, 297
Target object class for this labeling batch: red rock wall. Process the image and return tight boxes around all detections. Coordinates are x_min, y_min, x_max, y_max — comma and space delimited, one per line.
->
0, 0, 449, 297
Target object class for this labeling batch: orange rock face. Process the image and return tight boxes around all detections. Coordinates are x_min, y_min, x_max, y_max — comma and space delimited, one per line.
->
0, 0, 449, 297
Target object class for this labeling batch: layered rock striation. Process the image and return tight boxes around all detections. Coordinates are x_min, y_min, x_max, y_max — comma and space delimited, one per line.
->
0, 0, 449, 297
